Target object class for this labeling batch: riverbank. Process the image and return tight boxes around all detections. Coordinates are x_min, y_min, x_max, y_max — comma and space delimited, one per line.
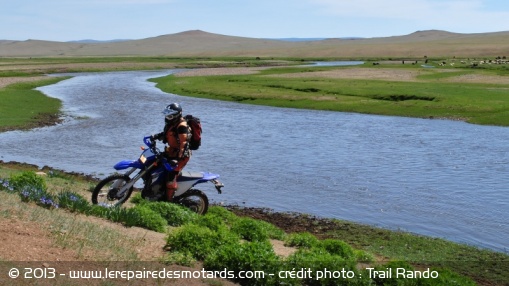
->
3, 58, 509, 129
152, 61, 509, 127
0, 161, 508, 285
0, 58, 294, 131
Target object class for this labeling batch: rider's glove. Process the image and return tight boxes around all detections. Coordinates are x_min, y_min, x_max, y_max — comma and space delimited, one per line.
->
151, 132, 164, 141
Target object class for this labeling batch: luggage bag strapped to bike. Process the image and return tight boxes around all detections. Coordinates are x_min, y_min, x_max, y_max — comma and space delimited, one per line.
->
184, 114, 202, 150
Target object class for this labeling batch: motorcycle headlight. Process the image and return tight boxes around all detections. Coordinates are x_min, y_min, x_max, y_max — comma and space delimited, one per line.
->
140, 154, 147, 164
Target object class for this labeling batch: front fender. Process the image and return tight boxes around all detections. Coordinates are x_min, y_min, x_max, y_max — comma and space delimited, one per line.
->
114, 160, 143, 170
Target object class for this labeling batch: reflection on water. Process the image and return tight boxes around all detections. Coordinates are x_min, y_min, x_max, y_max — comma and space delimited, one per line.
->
0, 69, 508, 253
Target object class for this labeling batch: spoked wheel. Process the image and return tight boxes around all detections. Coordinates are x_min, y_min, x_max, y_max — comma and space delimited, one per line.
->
92, 174, 133, 208
176, 189, 209, 215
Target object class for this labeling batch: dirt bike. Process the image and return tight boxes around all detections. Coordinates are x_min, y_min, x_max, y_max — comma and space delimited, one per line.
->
91, 136, 223, 214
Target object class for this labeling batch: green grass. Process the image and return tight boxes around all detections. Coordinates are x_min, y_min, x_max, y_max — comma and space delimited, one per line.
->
0, 57, 304, 132
0, 165, 507, 285
150, 63, 509, 126
323, 221, 509, 285
0, 78, 67, 131
0, 56, 302, 76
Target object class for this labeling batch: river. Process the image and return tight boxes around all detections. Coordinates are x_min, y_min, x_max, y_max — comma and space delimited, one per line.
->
0, 69, 507, 253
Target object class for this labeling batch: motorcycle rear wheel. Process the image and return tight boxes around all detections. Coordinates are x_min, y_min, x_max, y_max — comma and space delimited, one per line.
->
176, 189, 209, 215
92, 174, 133, 207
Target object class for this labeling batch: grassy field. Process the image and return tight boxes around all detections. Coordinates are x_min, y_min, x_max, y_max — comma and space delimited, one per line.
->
150, 61, 509, 126
0, 56, 298, 76
0, 57, 298, 131
0, 77, 66, 132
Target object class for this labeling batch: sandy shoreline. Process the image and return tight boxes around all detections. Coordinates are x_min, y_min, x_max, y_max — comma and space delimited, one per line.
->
2, 66, 508, 88
0, 76, 49, 88
270, 67, 509, 84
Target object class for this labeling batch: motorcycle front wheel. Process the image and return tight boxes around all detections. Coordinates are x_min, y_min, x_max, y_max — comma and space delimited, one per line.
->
176, 189, 209, 215
92, 174, 133, 207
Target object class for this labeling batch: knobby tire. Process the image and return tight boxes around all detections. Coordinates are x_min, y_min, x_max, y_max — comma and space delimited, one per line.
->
176, 189, 209, 215
91, 174, 133, 207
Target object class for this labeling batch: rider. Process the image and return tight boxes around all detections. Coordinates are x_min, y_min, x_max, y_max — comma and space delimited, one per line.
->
151, 103, 191, 201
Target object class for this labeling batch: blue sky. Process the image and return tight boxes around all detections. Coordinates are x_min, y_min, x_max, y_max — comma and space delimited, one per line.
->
2, 0, 509, 41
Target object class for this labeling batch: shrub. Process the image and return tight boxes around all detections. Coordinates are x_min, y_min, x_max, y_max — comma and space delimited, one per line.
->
204, 240, 280, 286
231, 217, 271, 242
105, 206, 131, 223
284, 232, 318, 248
131, 204, 167, 232
119, 207, 144, 228
206, 206, 239, 225
166, 223, 238, 260
231, 217, 285, 241
9, 171, 47, 191
317, 239, 355, 260
354, 249, 375, 263
5, 171, 57, 209
139, 201, 197, 226
260, 220, 286, 240
166, 224, 216, 260
129, 192, 143, 204
195, 213, 227, 232
214, 223, 241, 246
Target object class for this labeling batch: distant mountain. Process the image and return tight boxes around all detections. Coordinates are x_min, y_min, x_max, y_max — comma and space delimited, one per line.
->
272, 37, 364, 42
272, 38, 327, 42
1, 29, 508, 58
67, 39, 132, 44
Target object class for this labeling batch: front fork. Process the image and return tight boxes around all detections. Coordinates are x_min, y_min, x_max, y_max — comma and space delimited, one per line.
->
110, 167, 136, 190
123, 167, 137, 177
114, 166, 154, 197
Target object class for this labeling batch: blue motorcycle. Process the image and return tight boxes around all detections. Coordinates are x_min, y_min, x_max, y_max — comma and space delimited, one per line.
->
91, 136, 223, 214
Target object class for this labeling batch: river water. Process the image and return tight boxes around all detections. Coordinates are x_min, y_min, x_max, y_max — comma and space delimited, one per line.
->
0, 69, 508, 253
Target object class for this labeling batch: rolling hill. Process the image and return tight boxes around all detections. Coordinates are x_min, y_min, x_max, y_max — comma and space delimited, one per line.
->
1, 29, 508, 58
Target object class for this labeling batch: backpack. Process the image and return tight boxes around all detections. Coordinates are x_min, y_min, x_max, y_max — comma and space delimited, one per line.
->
184, 114, 202, 150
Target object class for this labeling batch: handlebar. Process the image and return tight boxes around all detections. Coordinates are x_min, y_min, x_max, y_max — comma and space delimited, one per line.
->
143, 135, 175, 171
143, 135, 161, 157
143, 135, 154, 148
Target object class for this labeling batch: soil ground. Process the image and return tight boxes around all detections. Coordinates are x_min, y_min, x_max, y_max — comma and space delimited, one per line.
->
0, 160, 305, 285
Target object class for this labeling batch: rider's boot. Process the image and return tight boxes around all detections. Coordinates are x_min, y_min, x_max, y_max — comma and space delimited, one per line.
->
166, 180, 177, 202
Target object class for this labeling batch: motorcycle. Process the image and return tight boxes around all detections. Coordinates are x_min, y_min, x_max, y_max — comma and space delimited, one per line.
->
91, 136, 223, 214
